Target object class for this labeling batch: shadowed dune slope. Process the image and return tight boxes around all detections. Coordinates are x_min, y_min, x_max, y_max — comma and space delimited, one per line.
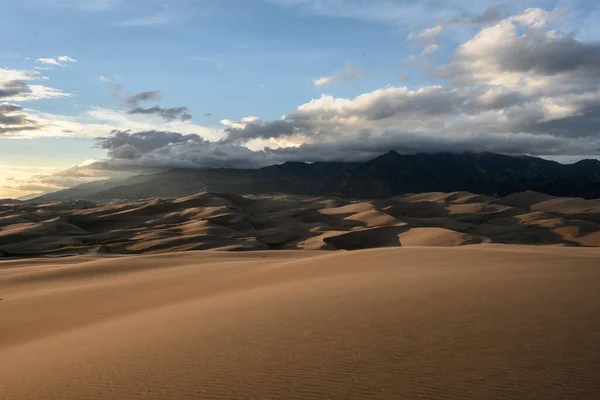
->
1, 191, 599, 257
1, 246, 599, 399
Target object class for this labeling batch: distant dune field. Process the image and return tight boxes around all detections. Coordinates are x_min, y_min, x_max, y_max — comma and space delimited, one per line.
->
1, 190, 600, 258
1, 246, 599, 399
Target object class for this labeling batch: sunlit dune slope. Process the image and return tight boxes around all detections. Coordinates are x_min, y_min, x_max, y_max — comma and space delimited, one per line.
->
1, 246, 599, 399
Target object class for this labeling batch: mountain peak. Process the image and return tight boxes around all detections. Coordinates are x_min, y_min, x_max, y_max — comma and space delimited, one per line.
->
369, 150, 403, 163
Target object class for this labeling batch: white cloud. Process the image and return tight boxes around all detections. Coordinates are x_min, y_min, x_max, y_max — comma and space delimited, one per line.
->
6, 106, 222, 141
409, 24, 443, 40
36, 56, 77, 67
313, 62, 368, 86
408, 24, 444, 57
0, 68, 43, 81
37, 58, 61, 66
8, 85, 72, 101
57, 56, 77, 63
220, 116, 260, 130
438, 8, 600, 91
420, 44, 440, 56
0, 68, 70, 101
99, 76, 111, 82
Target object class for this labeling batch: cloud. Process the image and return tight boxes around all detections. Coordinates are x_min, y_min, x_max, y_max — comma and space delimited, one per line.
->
86, 128, 600, 176
451, 7, 505, 26
99, 76, 110, 82
0, 68, 70, 138
122, 90, 161, 108
313, 63, 368, 86
127, 106, 192, 122
0, 68, 42, 82
57, 56, 76, 63
37, 58, 61, 66
97, 130, 203, 155
36, 56, 77, 67
0, 68, 70, 102
122, 90, 192, 122
407, 24, 444, 58
93, 130, 262, 169
222, 87, 471, 144
7, 84, 71, 101
0, 102, 42, 135
6, 103, 218, 140
409, 25, 443, 40
420, 44, 440, 56
0, 81, 30, 99
0, 104, 22, 113
437, 8, 588, 86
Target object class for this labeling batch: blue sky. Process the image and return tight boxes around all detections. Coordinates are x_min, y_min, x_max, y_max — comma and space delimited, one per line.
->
1, 0, 412, 117
2, 0, 600, 197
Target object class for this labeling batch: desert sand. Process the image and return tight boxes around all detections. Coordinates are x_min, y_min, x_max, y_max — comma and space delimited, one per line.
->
2, 191, 599, 398
1, 190, 600, 257
1, 246, 600, 399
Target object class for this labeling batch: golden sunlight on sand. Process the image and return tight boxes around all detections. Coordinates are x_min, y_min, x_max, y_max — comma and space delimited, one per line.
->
1, 246, 599, 399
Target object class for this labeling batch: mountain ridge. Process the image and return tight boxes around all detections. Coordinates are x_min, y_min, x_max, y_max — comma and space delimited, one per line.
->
33, 151, 600, 202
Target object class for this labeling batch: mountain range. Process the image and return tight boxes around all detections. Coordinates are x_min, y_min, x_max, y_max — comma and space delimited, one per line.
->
34, 151, 600, 202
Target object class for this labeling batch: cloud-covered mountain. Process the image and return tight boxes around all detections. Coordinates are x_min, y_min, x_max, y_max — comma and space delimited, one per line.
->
34, 151, 600, 202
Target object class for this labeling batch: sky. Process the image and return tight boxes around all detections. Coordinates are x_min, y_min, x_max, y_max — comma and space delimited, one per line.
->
2, 0, 600, 198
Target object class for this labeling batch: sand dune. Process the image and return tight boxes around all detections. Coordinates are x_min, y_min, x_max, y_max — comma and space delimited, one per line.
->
1, 191, 599, 256
1, 246, 599, 399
